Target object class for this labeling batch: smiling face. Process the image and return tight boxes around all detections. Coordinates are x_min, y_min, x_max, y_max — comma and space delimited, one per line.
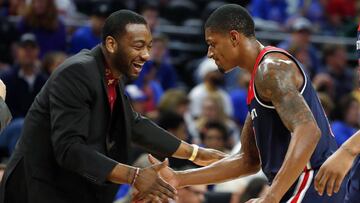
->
106, 23, 152, 79
205, 28, 240, 73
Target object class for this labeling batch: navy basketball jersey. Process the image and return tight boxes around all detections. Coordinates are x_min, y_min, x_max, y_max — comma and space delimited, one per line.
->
246, 46, 338, 183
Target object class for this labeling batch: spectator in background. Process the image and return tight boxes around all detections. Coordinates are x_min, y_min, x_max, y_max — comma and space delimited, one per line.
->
134, 34, 178, 90
69, 2, 112, 54
321, 44, 355, 103
0, 0, 26, 17
189, 58, 233, 118
200, 121, 230, 153
229, 70, 251, 126
0, 13, 19, 72
158, 89, 200, 144
140, 3, 159, 33
296, 0, 327, 33
331, 95, 359, 146
158, 111, 198, 169
0, 33, 47, 118
278, 17, 321, 79
249, 0, 288, 24
125, 84, 147, 116
17, 0, 66, 58
196, 94, 239, 148
41, 51, 67, 75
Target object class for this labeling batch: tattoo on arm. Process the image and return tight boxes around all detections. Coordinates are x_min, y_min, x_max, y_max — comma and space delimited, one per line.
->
255, 58, 316, 131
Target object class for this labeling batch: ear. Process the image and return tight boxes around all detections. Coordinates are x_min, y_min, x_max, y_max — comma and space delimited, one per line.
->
229, 30, 240, 47
105, 36, 117, 54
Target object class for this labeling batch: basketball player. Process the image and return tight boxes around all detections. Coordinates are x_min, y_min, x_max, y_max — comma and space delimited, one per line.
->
314, 23, 360, 203
143, 4, 345, 203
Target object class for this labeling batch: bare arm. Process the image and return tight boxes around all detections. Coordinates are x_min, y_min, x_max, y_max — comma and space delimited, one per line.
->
254, 56, 321, 201
175, 114, 260, 187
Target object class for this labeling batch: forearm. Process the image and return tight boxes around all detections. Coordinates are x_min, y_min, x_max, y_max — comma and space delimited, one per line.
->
341, 130, 360, 156
268, 123, 320, 201
107, 163, 137, 184
177, 153, 260, 187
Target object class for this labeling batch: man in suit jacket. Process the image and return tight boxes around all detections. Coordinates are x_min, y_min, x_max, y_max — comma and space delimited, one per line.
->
0, 10, 224, 203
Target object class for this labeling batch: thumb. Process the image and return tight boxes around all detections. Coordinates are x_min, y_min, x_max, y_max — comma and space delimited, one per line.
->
148, 154, 161, 165
152, 158, 169, 171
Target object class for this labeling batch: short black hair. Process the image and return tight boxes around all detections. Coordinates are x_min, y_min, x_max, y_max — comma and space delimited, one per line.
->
102, 10, 147, 44
157, 111, 185, 130
201, 121, 229, 141
205, 4, 255, 37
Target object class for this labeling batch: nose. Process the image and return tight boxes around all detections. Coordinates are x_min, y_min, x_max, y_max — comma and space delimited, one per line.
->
141, 49, 150, 61
207, 46, 213, 58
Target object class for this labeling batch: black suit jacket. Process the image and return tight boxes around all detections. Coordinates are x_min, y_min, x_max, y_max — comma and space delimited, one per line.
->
0, 46, 181, 203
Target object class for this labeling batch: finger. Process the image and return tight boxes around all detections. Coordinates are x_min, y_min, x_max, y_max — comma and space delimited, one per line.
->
148, 154, 161, 165
152, 158, 169, 171
314, 170, 325, 194
153, 190, 170, 202
326, 175, 337, 196
158, 177, 177, 194
153, 182, 176, 200
334, 175, 345, 193
317, 172, 330, 196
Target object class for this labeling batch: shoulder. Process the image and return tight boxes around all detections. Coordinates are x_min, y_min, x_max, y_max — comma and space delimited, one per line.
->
255, 56, 300, 100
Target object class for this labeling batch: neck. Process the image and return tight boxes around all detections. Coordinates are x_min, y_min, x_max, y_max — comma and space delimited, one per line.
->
21, 64, 36, 76
239, 39, 264, 73
101, 45, 122, 79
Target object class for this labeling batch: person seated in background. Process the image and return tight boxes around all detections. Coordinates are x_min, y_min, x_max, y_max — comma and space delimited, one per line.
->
278, 17, 321, 79
41, 51, 67, 75
0, 33, 47, 118
158, 89, 199, 144
125, 84, 148, 116
17, 0, 66, 58
189, 58, 233, 118
200, 121, 230, 153
331, 94, 359, 146
196, 94, 240, 148
134, 34, 179, 91
69, 2, 112, 54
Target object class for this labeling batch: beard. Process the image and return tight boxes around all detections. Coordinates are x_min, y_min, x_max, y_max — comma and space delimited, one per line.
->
217, 66, 225, 74
111, 47, 133, 79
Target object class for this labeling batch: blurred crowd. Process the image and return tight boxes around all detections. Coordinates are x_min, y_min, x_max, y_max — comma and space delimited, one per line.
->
0, 0, 358, 202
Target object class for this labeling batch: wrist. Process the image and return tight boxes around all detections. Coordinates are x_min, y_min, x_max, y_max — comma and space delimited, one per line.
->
188, 144, 199, 162
341, 144, 358, 158
127, 167, 140, 185
266, 188, 281, 202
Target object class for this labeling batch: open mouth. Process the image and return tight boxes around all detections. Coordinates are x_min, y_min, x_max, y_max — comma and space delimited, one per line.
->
132, 63, 144, 74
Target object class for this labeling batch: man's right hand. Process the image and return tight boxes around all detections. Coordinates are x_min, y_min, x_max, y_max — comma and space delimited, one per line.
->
132, 158, 177, 202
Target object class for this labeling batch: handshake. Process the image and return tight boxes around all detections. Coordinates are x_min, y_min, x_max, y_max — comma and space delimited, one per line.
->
129, 146, 227, 203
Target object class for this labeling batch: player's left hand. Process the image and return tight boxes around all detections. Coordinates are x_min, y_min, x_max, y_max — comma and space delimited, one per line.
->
193, 147, 228, 166
314, 146, 356, 196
